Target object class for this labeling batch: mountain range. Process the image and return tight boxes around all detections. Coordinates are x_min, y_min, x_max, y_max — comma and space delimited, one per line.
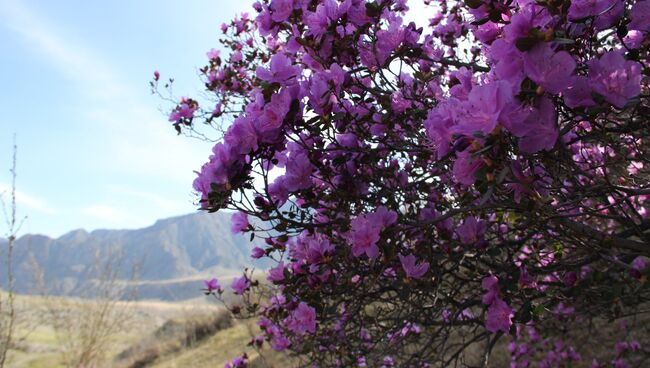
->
0, 211, 264, 300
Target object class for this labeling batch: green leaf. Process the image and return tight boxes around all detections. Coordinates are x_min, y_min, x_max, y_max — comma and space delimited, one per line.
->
515, 37, 539, 52
465, 0, 484, 9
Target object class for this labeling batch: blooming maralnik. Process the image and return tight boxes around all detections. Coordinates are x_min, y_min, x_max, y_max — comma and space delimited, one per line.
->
203, 278, 221, 293
230, 276, 250, 295
157, 0, 650, 365
399, 253, 429, 279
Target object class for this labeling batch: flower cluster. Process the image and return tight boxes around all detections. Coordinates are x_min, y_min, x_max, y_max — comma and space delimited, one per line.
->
158, 0, 650, 366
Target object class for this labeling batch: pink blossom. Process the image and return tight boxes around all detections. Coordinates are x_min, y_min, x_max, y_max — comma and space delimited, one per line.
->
231, 276, 250, 295
399, 254, 430, 279
269, 0, 293, 23
207, 48, 220, 60
203, 278, 221, 292
251, 247, 265, 259
457, 216, 487, 245
256, 53, 301, 84
482, 275, 501, 305
268, 262, 286, 283
629, 1, 650, 31
168, 102, 196, 122
568, 0, 617, 21
283, 152, 314, 191
286, 302, 317, 335
453, 81, 514, 137
523, 43, 576, 94
348, 214, 381, 259
231, 211, 250, 234
588, 51, 642, 109
486, 299, 514, 333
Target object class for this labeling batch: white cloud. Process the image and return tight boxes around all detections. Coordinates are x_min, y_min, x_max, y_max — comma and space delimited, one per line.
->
0, 0, 212, 195
106, 185, 191, 213
81, 205, 133, 224
0, 182, 56, 214
0, 0, 126, 98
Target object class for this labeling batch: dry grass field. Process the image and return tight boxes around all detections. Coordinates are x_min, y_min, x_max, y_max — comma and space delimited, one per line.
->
2, 292, 291, 368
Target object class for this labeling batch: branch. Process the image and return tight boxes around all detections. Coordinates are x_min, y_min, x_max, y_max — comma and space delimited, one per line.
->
554, 217, 649, 255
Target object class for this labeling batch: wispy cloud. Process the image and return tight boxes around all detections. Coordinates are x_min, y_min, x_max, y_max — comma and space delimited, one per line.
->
0, 182, 56, 214
106, 185, 192, 213
0, 0, 126, 98
81, 204, 134, 224
0, 0, 211, 197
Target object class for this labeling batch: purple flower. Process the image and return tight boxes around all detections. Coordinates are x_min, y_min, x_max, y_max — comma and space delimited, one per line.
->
501, 97, 558, 153
267, 262, 286, 283
563, 271, 577, 287
305, 0, 339, 38
306, 236, 334, 264
270, 0, 293, 23
283, 152, 314, 191
231, 50, 243, 63
203, 278, 221, 292
632, 256, 648, 271
207, 48, 220, 60
270, 334, 290, 350
224, 118, 259, 155
568, 0, 616, 21
564, 76, 596, 108
523, 43, 576, 94
424, 101, 456, 159
489, 39, 526, 88
457, 216, 487, 245
518, 267, 537, 289
630, 256, 648, 279
587, 51, 642, 108
251, 247, 265, 259
624, 30, 645, 49
629, 1, 650, 32
224, 354, 248, 368
255, 89, 292, 141
374, 16, 405, 66
399, 254, 430, 279
453, 81, 514, 136
256, 53, 301, 85
482, 275, 500, 305
593, 0, 624, 30
168, 102, 196, 122
452, 150, 485, 186
286, 302, 317, 335
268, 176, 289, 206
367, 206, 399, 228
231, 211, 250, 234
348, 207, 395, 259
486, 299, 514, 333
554, 302, 575, 316
348, 214, 382, 259
517, 98, 558, 153
231, 276, 250, 295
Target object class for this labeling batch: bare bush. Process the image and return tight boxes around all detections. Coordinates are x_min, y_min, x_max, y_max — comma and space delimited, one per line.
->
115, 308, 232, 368
36, 249, 140, 368
0, 137, 25, 368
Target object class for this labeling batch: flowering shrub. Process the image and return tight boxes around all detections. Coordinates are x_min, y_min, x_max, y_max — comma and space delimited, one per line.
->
156, 0, 650, 366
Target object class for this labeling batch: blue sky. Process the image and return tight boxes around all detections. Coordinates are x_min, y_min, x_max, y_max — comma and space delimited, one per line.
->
0, 0, 254, 237
0, 0, 432, 238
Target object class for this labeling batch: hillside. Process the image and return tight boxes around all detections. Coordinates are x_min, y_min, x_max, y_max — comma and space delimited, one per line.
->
0, 211, 264, 300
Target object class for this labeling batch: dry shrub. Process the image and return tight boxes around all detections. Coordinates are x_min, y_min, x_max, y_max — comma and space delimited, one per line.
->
115, 308, 232, 368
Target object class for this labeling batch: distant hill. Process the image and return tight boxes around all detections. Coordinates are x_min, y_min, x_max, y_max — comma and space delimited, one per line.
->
0, 211, 265, 300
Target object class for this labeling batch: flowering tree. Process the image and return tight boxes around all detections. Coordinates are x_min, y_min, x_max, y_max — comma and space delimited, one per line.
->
156, 0, 650, 366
